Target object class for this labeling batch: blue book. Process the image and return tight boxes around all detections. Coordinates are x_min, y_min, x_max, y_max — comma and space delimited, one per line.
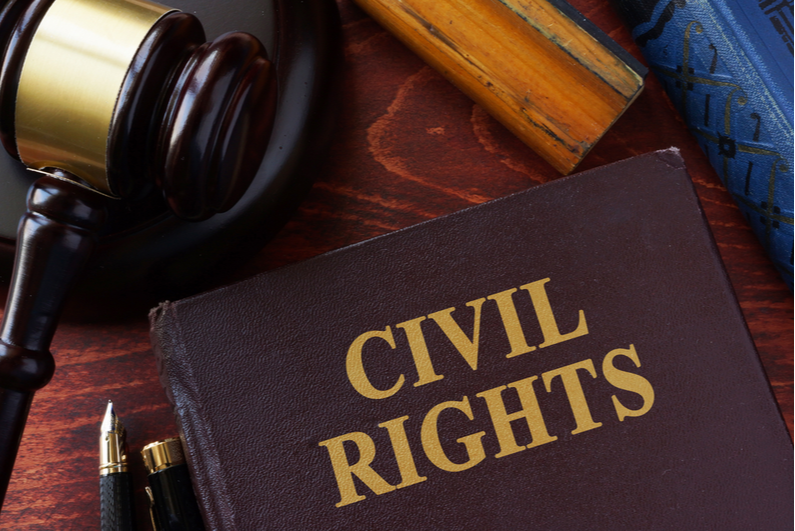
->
611, 0, 794, 288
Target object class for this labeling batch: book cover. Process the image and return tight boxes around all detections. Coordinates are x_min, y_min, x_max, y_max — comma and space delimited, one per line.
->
150, 150, 792, 530
610, 0, 794, 289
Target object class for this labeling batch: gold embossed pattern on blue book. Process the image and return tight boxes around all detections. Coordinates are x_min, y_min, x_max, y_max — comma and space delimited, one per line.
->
612, 0, 794, 289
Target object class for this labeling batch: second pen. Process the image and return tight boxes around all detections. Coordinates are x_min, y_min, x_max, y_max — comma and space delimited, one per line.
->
141, 438, 206, 531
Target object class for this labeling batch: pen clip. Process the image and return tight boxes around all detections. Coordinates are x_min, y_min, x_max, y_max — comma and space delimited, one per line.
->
145, 486, 160, 531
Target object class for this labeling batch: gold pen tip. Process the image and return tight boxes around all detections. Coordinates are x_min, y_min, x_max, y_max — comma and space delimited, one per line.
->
101, 400, 125, 435
99, 401, 128, 475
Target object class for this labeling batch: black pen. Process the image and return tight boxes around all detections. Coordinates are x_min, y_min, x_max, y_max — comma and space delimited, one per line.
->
99, 401, 135, 531
142, 437, 206, 531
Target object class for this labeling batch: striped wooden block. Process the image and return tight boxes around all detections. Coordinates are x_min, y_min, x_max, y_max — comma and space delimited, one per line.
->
354, 0, 647, 174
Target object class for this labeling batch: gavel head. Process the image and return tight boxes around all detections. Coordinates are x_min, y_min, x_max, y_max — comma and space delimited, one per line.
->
0, 0, 276, 221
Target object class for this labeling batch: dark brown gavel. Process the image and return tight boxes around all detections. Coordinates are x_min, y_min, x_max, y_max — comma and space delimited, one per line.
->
0, 0, 277, 508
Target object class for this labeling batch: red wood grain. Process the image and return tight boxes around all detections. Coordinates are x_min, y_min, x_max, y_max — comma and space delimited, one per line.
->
0, 0, 791, 528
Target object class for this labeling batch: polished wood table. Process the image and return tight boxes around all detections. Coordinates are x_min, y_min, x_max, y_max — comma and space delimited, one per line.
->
1, 0, 791, 528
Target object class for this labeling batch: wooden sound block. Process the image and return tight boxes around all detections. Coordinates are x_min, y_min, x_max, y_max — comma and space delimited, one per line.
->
0, 0, 341, 308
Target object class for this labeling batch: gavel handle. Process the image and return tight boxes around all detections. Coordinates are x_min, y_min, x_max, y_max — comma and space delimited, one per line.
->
0, 175, 106, 510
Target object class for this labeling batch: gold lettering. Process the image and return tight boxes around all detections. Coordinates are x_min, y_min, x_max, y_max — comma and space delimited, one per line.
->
602, 345, 655, 421
521, 278, 588, 348
378, 416, 427, 488
421, 396, 486, 472
476, 376, 557, 458
346, 327, 404, 399
542, 359, 602, 434
396, 316, 444, 387
318, 432, 396, 507
487, 288, 537, 358
427, 298, 487, 370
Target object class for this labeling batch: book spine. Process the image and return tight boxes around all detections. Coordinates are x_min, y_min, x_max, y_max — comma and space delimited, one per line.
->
352, 0, 646, 174
149, 303, 233, 531
611, 0, 794, 289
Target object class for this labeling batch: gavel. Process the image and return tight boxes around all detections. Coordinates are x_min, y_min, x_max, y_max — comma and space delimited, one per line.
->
0, 0, 278, 508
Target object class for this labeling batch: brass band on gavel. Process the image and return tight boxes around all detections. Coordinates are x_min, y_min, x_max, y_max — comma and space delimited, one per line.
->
15, 0, 174, 194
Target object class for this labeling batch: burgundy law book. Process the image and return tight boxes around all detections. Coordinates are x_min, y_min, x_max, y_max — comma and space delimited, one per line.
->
150, 150, 792, 530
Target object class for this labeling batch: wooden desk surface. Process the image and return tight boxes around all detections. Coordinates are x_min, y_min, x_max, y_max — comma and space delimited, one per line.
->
1, 0, 791, 528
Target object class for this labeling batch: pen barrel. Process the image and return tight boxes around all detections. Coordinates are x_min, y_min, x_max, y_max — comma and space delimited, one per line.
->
99, 472, 135, 531
148, 463, 206, 531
